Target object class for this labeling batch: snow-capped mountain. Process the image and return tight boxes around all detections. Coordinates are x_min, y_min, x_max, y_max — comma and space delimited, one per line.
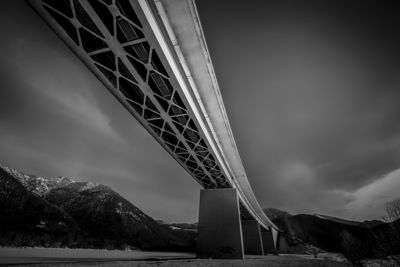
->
0, 164, 195, 250
0, 164, 76, 196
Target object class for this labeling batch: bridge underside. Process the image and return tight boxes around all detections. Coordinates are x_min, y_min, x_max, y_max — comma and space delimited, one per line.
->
27, 0, 283, 258
30, 0, 231, 189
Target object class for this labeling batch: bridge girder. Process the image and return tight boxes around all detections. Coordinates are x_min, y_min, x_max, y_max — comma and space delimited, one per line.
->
27, 0, 279, 233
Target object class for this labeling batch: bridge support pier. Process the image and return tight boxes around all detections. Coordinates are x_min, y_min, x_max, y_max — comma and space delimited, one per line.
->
278, 233, 290, 253
241, 219, 264, 255
261, 228, 277, 254
196, 188, 244, 259
272, 227, 279, 249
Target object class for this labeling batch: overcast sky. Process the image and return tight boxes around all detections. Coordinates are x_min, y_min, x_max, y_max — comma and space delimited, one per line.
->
1, 0, 400, 222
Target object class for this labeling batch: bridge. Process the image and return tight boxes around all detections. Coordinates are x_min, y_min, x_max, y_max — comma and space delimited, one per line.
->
27, 0, 285, 258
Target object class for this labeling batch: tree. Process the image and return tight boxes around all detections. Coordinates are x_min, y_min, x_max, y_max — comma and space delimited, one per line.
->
339, 230, 364, 267
385, 199, 400, 262
374, 199, 400, 266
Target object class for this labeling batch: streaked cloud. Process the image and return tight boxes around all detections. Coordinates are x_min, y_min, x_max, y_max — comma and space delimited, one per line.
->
0, 0, 399, 223
344, 168, 400, 220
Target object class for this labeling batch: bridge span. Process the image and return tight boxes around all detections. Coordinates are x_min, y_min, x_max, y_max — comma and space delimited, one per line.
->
27, 0, 284, 258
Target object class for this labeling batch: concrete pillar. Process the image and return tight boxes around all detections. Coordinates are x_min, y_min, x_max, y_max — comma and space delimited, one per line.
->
261, 228, 277, 254
241, 219, 264, 255
278, 234, 289, 253
196, 188, 244, 259
272, 228, 279, 248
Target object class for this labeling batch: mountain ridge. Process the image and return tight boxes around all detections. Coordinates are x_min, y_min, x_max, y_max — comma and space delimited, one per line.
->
263, 207, 399, 260
0, 164, 195, 251
0, 164, 78, 196
263, 207, 384, 229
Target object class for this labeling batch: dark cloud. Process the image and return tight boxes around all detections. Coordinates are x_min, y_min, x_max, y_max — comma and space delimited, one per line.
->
198, 0, 400, 219
0, 0, 200, 223
1, 0, 400, 222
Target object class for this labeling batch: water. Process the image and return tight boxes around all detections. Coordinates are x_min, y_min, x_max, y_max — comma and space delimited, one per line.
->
0, 247, 195, 265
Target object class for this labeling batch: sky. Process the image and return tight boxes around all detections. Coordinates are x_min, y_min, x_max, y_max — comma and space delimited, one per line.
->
1, 0, 400, 222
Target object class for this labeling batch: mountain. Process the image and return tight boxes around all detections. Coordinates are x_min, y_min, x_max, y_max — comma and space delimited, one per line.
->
273, 214, 371, 253
265, 207, 399, 261
357, 220, 384, 228
315, 214, 384, 228
0, 165, 76, 197
0, 164, 195, 251
314, 214, 362, 226
45, 181, 184, 249
263, 208, 292, 221
0, 167, 79, 247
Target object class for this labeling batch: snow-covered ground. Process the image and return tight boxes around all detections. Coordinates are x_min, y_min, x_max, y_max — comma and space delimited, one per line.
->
0, 248, 353, 266
0, 247, 194, 265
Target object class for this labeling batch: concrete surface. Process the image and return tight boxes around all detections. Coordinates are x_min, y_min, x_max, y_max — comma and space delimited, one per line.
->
261, 228, 276, 254
196, 188, 244, 259
241, 220, 264, 255
278, 234, 290, 253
